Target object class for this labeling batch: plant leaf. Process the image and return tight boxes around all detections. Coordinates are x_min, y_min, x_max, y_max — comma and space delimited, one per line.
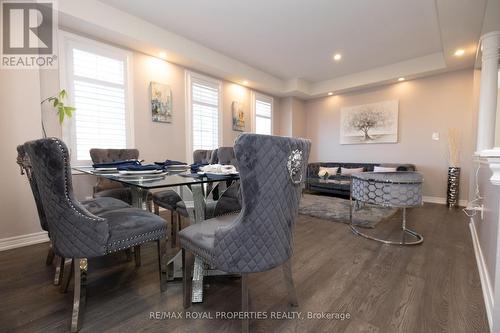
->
52, 98, 59, 108
59, 89, 66, 99
64, 106, 73, 117
58, 109, 64, 124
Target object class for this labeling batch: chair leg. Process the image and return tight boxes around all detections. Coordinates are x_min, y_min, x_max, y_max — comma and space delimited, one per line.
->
46, 244, 55, 265
125, 249, 132, 262
182, 248, 194, 308
54, 256, 64, 286
157, 239, 168, 292
60, 258, 73, 293
154, 202, 160, 215
71, 258, 87, 333
241, 273, 249, 333
171, 210, 177, 248
147, 199, 153, 212
134, 245, 141, 267
282, 259, 298, 307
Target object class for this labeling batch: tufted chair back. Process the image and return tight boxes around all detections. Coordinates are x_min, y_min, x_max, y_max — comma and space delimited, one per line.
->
213, 134, 310, 273
16, 145, 48, 232
216, 146, 238, 169
193, 149, 216, 164
89, 148, 139, 164
89, 148, 139, 192
24, 138, 109, 258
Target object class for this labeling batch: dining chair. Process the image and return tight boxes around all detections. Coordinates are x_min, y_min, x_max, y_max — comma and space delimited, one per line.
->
153, 149, 217, 246
179, 134, 311, 332
17, 145, 137, 288
192, 149, 218, 164
211, 146, 242, 216
23, 138, 169, 332
90, 148, 152, 210
216, 146, 238, 167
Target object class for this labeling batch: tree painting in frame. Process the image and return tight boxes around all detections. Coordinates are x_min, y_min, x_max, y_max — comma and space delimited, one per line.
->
340, 100, 398, 144
150, 82, 172, 123
232, 101, 245, 131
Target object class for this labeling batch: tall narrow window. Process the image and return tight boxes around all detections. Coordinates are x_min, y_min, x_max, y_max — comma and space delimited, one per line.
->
253, 92, 273, 135
186, 71, 222, 159
60, 32, 133, 163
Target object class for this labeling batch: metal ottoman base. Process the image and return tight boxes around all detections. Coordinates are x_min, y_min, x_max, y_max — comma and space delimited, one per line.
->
349, 207, 423, 245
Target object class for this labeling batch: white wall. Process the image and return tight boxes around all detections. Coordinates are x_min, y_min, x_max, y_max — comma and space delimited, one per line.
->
304, 69, 476, 202
279, 97, 306, 138
0, 70, 45, 239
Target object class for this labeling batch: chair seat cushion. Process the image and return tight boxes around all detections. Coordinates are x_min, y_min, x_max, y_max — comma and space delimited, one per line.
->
153, 190, 182, 210
94, 188, 132, 204
99, 208, 168, 253
175, 200, 217, 218
179, 213, 237, 264
81, 197, 130, 215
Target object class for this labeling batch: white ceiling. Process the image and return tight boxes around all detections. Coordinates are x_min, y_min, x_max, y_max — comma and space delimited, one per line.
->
58, 0, 489, 97
101, 0, 445, 82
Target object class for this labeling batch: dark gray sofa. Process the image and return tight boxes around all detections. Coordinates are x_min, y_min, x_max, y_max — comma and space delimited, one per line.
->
306, 162, 416, 197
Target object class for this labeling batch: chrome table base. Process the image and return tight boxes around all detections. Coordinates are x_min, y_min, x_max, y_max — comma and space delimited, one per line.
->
131, 180, 232, 304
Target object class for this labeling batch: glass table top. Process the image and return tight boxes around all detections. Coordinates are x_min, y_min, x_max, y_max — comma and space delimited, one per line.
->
73, 166, 239, 189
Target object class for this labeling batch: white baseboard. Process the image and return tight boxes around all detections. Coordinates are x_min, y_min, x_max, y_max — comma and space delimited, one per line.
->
469, 219, 493, 331
422, 196, 468, 207
0, 231, 49, 252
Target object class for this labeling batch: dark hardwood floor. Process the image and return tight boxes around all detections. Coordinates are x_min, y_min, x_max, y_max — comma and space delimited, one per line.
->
0, 203, 489, 332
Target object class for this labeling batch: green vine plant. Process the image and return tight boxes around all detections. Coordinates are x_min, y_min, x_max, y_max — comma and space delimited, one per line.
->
40, 89, 76, 138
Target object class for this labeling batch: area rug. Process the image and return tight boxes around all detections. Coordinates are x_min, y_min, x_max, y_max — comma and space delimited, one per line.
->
299, 194, 398, 228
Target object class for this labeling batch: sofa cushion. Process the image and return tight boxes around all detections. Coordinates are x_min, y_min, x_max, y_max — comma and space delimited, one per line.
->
341, 167, 364, 175
374, 166, 398, 172
318, 166, 338, 177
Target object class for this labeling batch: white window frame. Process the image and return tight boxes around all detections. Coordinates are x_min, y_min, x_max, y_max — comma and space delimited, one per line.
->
250, 91, 274, 135
59, 31, 134, 165
185, 70, 223, 162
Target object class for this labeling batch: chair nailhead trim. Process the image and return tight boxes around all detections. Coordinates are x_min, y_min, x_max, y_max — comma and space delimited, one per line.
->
109, 228, 167, 246
106, 228, 168, 254
54, 138, 105, 222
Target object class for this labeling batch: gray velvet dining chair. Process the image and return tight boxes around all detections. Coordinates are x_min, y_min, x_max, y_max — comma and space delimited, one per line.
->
90, 148, 152, 211
17, 145, 137, 288
23, 138, 169, 332
179, 134, 311, 333
153, 149, 218, 246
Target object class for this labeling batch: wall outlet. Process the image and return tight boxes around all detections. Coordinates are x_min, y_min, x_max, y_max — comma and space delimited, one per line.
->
432, 132, 440, 141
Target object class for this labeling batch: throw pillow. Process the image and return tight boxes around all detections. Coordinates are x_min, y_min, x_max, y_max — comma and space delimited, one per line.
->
374, 166, 398, 172
341, 167, 364, 175
318, 167, 338, 178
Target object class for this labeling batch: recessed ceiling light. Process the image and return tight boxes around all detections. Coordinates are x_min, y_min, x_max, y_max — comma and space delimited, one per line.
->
398, 77, 405, 81
328, 92, 334, 96
242, 80, 249, 85
159, 52, 167, 58
333, 53, 342, 61
454, 49, 465, 57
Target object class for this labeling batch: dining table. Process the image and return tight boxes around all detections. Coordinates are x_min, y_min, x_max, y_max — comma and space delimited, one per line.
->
73, 166, 239, 304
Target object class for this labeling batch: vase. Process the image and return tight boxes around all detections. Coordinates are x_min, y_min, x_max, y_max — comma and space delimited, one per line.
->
447, 166, 460, 208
